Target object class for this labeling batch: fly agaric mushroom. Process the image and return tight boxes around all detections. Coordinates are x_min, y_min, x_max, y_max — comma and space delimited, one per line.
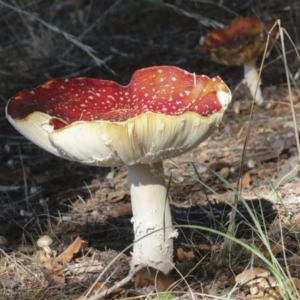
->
6, 66, 231, 274
197, 16, 278, 105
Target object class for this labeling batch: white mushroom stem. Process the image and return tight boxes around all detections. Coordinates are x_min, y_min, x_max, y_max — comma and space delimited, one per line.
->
42, 245, 53, 257
127, 162, 177, 274
243, 60, 264, 105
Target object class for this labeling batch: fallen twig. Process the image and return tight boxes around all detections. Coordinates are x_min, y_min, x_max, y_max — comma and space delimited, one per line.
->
86, 264, 145, 300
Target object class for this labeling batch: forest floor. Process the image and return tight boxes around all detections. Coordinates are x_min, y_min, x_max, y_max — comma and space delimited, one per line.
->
1, 1, 300, 299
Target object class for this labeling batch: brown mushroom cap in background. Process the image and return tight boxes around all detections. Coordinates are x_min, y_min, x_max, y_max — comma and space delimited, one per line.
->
197, 16, 278, 66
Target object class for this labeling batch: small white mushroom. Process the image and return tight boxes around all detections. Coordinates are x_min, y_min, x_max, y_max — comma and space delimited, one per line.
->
20, 209, 33, 217
4, 144, 10, 153
247, 159, 256, 169
7, 159, 14, 167
0, 236, 8, 246
39, 198, 48, 206
37, 235, 53, 257
30, 186, 38, 194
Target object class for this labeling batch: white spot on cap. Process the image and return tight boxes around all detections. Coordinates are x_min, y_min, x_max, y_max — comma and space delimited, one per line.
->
171, 77, 176, 81
217, 90, 232, 110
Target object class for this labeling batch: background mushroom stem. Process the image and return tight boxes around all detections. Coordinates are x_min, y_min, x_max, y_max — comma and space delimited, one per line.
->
127, 162, 176, 274
243, 60, 264, 105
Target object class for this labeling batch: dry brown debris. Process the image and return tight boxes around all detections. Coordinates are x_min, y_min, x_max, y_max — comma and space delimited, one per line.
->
1, 1, 300, 299
36, 236, 87, 286
134, 266, 175, 292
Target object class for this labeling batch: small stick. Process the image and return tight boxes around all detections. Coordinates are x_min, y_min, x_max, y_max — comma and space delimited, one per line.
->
87, 264, 145, 300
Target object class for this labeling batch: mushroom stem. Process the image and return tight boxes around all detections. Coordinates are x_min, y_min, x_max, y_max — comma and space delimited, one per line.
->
127, 162, 176, 274
243, 60, 264, 105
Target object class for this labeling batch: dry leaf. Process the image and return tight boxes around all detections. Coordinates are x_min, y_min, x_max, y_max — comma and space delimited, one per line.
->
209, 160, 231, 172
0, 167, 30, 184
36, 237, 86, 286
74, 282, 123, 300
33, 175, 50, 184
36, 251, 65, 285
177, 248, 195, 261
134, 267, 174, 292
284, 277, 300, 290
57, 236, 87, 263
246, 290, 264, 299
256, 241, 284, 259
232, 172, 252, 190
107, 202, 132, 217
291, 213, 300, 231
106, 190, 130, 202
69, 0, 90, 9
219, 167, 230, 179
235, 267, 270, 284
257, 276, 278, 288
113, 170, 128, 182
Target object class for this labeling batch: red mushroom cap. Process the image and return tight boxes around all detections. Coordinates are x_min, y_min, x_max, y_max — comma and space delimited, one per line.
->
8, 66, 229, 125
197, 16, 278, 66
6, 66, 231, 166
